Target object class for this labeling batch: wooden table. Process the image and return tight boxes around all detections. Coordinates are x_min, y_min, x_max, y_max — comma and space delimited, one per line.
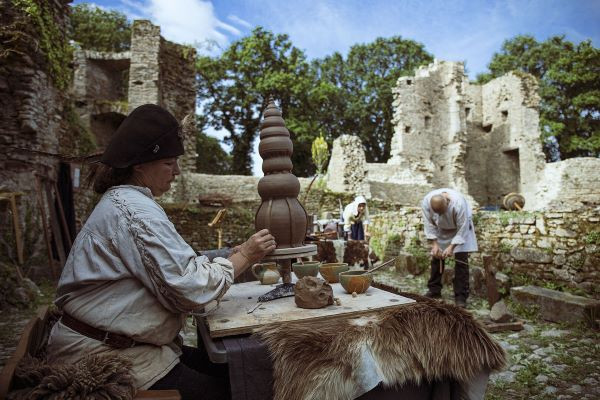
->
206, 279, 415, 338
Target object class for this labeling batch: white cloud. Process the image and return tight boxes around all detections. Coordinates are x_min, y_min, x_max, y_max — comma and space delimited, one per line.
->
228, 14, 253, 29
119, 0, 240, 50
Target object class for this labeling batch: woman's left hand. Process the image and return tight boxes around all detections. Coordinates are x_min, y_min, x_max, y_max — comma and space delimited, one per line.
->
239, 229, 277, 264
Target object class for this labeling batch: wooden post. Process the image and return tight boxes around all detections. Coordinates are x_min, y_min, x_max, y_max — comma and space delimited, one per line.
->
483, 255, 500, 308
34, 176, 56, 278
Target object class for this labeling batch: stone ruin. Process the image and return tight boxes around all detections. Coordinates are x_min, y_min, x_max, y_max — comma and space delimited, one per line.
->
72, 20, 198, 173
326, 60, 600, 210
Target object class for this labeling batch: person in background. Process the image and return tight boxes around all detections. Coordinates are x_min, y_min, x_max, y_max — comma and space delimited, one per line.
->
343, 195, 370, 241
421, 188, 478, 308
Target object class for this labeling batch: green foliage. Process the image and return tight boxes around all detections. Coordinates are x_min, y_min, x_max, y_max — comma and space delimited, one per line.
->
69, 3, 131, 52
584, 231, 600, 245
499, 242, 513, 254
196, 130, 232, 175
197, 27, 323, 175
507, 298, 541, 321
477, 35, 600, 160
311, 134, 329, 175
313, 37, 433, 162
13, 0, 72, 89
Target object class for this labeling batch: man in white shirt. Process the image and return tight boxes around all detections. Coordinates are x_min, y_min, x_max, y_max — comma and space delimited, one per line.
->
421, 188, 478, 308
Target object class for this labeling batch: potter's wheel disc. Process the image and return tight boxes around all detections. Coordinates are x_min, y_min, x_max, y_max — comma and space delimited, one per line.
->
261, 244, 318, 261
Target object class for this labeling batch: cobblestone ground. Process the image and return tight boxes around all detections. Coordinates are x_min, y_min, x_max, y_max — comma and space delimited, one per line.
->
2, 273, 598, 400
374, 270, 600, 400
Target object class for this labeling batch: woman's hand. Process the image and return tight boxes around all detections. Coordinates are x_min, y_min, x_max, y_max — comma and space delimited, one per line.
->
239, 229, 276, 264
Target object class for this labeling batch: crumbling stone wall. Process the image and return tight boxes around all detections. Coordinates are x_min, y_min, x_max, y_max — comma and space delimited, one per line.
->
326, 60, 598, 210
0, 0, 71, 193
325, 135, 371, 197
72, 20, 197, 172
368, 207, 600, 298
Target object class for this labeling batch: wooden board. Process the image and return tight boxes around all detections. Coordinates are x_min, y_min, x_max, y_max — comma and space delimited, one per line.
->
206, 280, 415, 338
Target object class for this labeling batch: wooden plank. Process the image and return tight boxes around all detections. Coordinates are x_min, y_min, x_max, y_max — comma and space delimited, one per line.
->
135, 390, 181, 399
484, 320, 524, 333
34, 176, 56, 278
206, 280, 415, 338
43, 179, 66, 267
483, 255, 500, 307
8, 194, 24, 265
0, 306, 49, 398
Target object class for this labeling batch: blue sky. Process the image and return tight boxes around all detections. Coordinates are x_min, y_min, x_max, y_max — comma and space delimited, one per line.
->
73, 0, 600, 174
75, 0, 599, 76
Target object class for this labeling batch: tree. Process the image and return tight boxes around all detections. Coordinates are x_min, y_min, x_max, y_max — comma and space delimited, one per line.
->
70, 3, 131, 52
196, 27, 324, 176
477, 35, 600, 160
196, 131, 231, 174
313, 37, 433, 162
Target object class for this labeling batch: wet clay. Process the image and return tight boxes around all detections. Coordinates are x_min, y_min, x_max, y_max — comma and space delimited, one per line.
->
255, 100, 308, 248
294, 276, 334, 309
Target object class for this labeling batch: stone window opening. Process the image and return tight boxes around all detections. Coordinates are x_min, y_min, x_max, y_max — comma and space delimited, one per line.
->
483, 124, 493, 133
501, 110, 508, 121
424, 116, 431, 129
407, 79, 412, 85
405, 126, 411, 133
465, 107, 471, 118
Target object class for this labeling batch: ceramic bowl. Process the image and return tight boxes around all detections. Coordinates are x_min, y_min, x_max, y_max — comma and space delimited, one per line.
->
319, 263, 349, 283
292, 262, 320, 279
339, 270, 372, 294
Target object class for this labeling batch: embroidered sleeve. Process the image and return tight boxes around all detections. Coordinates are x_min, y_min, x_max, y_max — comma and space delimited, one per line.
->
422, 198, 439, 240
110, 192, 234, 313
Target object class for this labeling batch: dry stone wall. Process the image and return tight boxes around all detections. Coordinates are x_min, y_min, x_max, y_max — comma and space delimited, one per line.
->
368, 206, 600, 298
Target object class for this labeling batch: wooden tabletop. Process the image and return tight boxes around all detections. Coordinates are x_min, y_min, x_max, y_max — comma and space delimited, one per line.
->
206, 279, 415, 338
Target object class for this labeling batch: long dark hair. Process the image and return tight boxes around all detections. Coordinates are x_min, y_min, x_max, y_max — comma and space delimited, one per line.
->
86, 163, 134, 194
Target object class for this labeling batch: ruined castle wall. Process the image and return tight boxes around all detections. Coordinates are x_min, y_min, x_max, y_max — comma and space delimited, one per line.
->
128, 20, 161, 110
325, 135, 370, 197
480, 73, 546, 207
159, 39, 197, 172
0, 0, 70, 192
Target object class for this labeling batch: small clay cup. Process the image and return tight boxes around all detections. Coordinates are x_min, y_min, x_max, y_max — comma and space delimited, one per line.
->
319, 263, 349, 283
339, 270, 372, 294
292, 261, 320, 279
252, 262, 280, 285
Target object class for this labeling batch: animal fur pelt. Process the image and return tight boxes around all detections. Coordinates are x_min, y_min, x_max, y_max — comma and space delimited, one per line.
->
256, 295, 506, 400
8, 353, 135, 400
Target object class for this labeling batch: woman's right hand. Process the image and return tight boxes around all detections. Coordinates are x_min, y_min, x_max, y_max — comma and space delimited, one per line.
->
239, 229, 276, 264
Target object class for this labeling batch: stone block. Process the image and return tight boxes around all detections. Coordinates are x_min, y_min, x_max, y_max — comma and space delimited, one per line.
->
510, 247, 553, 263
395, 252, 423, 275
510, 285, 600, 325
490, 300, 512, 322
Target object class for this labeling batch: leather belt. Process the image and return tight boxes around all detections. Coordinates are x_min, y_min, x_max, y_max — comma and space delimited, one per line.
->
61, 312, 140, 349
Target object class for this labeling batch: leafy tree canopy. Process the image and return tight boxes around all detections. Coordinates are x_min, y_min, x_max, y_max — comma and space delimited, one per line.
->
477, 35, 600, 160
313, 37, 433, 163
196, 27, 326, 176
70, 3, 131, 52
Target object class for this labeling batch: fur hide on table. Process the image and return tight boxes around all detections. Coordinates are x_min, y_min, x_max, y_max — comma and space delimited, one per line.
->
8, 353, 135, 400
256, 294, 506, 400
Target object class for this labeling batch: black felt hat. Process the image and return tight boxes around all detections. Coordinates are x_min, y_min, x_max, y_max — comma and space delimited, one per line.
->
101, 104, 184, 168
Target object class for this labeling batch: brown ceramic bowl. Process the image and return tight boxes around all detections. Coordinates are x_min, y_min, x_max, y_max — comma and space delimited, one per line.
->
339, 270, 372, 294
292, 262, 320, 279
319, 263, 349, 283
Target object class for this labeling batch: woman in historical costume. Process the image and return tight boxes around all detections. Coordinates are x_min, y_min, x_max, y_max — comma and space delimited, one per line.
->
342, 195, 370, 240
46, 104, 275, 400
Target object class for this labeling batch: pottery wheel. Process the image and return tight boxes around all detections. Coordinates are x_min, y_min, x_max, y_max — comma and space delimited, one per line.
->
261, 244, 318, 261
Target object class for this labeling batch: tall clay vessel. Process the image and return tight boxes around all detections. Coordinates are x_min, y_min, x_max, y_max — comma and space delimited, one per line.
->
255, 100, 308, 248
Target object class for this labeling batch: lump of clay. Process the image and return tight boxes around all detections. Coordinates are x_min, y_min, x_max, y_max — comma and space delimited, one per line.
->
294, 276, 334, 309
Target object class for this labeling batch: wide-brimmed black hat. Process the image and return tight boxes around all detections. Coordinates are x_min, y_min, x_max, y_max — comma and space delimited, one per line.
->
101, 104, 184, 168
